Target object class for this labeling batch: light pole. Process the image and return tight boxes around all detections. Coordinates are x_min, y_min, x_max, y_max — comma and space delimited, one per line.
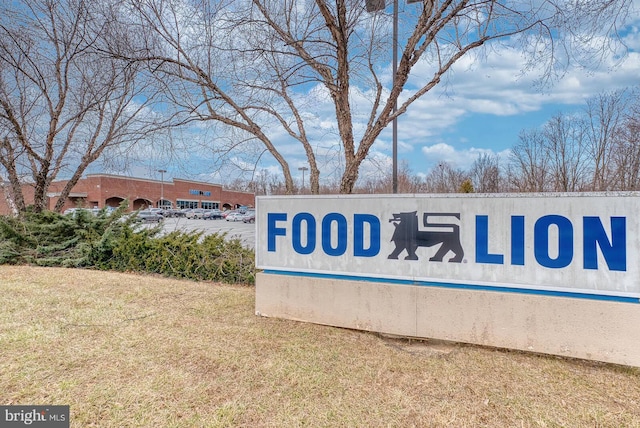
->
392, 0, 398, 194
158, 169, 166, 208
298, 166, 309, 193
366, 0, 421, 193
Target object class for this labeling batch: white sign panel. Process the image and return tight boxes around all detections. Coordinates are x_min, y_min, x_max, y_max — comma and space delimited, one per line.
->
256, 193, 640, 301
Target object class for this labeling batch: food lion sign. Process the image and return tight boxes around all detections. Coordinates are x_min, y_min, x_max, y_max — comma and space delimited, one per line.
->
255, 193, 640, 366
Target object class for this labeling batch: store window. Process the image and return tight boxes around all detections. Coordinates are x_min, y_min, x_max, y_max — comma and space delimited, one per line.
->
201, 201, 219, 210
176, 200, 199, 209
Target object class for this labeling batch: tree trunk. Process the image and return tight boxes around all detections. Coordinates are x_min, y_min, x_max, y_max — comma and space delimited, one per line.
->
0, 177, 19, 216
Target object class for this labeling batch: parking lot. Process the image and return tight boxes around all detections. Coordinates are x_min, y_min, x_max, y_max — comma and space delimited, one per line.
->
158, 217, 256, 248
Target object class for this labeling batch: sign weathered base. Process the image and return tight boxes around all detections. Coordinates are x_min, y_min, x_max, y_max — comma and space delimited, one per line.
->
256, 272, 640, 367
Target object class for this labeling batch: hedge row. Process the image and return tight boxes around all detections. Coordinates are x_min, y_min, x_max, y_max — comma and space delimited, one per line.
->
0, 207, 255, 284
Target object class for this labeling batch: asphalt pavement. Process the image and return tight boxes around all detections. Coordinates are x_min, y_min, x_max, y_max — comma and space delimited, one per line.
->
159, 217, 256, 249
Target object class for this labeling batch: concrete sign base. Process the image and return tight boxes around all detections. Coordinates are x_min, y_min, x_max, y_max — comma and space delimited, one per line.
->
256, 271, 640, 367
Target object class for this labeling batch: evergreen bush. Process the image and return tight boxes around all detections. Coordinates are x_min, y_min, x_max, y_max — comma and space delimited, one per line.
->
0, 205, 255, 284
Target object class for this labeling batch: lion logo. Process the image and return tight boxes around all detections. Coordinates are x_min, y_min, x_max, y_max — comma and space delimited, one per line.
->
388, 212, 464, 262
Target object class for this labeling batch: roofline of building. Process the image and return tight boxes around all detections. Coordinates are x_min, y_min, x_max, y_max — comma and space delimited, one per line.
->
84, 173, 170, 184
171, 177, 223, 186
48, 173, 258, 196
166, 177, 255, 195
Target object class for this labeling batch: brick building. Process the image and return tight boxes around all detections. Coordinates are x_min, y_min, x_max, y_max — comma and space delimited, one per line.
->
0, 174, 254, 214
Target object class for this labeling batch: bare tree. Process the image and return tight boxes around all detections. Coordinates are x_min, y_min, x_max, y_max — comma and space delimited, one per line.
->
0, 166, 19, 216
507, 91, 640, 194
507, 129, 550, 192
611, 96, 640, 190
101, 0, 299, 193
247, 169, 271, 196
542, 113, 589, 192
247, 0, 633, 193
355, 160, 426, 193
397, 162, 429, 193
584, 90, 628, 191
0, 0, 167, 213
469, 153, 502, 193
112, 0, 632, 194
424, 162, 466, 193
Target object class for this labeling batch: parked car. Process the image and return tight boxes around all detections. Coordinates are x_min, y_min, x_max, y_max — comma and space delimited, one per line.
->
136, 210, 164, 223
241, 210, 256, 223
203, 209, 223, 220
186, 209, 205, 219
149, 208, 165, 217
173, 209, 187, 218
63, 208, 80, 216
159, 208, 176, 217
63, 207, 101, 217
221, 210, 237, 219
226, 212, 244, 222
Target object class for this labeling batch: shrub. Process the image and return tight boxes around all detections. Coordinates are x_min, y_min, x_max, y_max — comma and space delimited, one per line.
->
0, 207, 255, 284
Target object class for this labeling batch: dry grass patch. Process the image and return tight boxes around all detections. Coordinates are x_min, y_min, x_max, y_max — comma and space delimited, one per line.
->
1, 266, 640, 427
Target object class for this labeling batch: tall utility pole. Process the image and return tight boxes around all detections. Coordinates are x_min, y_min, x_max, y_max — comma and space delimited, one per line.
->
158, 169, 166, 208
392, 0, 398, 194
298, 166, 309, 193
366, 0, 421, 193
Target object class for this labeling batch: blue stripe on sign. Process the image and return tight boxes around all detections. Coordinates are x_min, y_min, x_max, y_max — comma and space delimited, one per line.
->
261, 270, 640, 304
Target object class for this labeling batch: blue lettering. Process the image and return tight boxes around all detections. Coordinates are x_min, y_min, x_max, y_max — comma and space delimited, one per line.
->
270, 211, 626, 273
475, 215, 504, 264
267, 213, 287, 252
354, 214, 380, 257
292, 213, 316, 254
583, 217, 626, 271
322, 213, 348, 256
511, 216, 525, 266
534, 215, 573, 268
266, 212, 381, 257
477, 214, 626, 272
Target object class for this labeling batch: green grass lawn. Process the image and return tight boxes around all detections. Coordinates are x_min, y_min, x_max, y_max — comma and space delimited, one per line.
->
1, 266, 639, 427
